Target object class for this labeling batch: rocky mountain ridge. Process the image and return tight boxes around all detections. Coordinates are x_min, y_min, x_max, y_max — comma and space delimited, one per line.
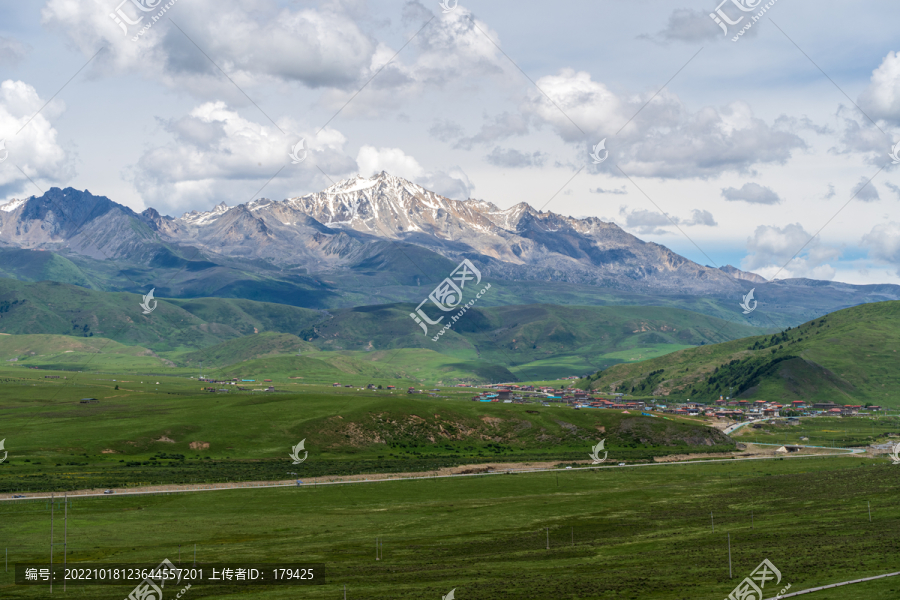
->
0, 173, 893, 309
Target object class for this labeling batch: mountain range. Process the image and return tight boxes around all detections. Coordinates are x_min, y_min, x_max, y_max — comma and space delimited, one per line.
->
0, 172, 898, 327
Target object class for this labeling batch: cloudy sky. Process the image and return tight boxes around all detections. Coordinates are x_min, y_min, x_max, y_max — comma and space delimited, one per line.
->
1, 0, 899, 284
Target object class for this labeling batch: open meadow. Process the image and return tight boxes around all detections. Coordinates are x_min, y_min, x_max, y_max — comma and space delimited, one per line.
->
2, 455, 900, 599
2, 362, 900, 599
0, 365, 731, 494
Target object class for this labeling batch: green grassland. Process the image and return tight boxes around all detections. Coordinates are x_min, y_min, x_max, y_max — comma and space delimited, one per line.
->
305, 303, 764, 371
0, 369, 732, 493
582, 300, 900, 407
2, 456, 900, 599
732, 416, 900, 448
0, 279, 768, 381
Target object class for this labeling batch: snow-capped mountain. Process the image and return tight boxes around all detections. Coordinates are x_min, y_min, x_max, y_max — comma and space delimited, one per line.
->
0, 172, 755, 294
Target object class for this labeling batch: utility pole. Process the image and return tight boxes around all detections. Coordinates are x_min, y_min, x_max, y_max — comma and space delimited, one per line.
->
50, 492, 54, 594
868, 501, 872, 522
711, 512, 715, 532
728, 533, 732, 579
64, 492, 68, 593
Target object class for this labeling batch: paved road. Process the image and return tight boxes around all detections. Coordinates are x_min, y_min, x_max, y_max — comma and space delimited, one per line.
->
764, 570, 900, 599
724, 417, 774, 435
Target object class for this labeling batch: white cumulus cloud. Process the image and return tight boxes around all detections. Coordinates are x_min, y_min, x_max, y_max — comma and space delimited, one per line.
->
742, 223, 841, 280
520, 69, 805, 179
132, 101, 355, 214
862, 221, 900, 276
0, 79, 74, 200
356, 145, 473, 199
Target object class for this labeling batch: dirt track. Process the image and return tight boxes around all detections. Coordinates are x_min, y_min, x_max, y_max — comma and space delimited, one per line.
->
0, 459, 589, 500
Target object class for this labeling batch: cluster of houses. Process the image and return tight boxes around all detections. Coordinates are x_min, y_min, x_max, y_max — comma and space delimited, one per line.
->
466, 385, 882, 422
708, 398, 881, 419
472, 385, 642, 409
198, 377, 275, 392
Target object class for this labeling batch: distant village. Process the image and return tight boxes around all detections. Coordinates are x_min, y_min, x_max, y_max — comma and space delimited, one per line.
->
195, 376, 881, 420
465, 383, 882, 420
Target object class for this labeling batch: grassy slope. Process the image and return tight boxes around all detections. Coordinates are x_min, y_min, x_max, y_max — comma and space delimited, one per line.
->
306, 303, 764, 379
2, 457, 900, 599
1, 334, 520, 383
0, 278, 768, 380
173, 332, 318, 368
583, 300, 900, 407
0, 279, 324, 351
0, 248, 94, 287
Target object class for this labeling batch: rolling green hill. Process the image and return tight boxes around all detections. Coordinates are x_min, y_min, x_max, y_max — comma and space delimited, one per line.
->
302, 303, 765, 379
175, 332, 317, 368
0, 278, 769, 380
0, 248, 94, 287
581, 300, 900, 407
0, 278, 324, 351
0, 333, 171, 371
0, 333, 517, 384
